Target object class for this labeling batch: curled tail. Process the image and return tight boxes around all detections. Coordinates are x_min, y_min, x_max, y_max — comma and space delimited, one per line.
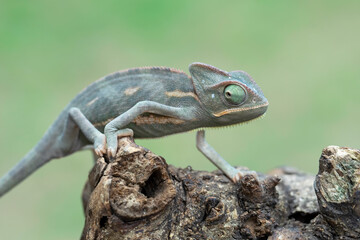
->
0, 144, 53, 197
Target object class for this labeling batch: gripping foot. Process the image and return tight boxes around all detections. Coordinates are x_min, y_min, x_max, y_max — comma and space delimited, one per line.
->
196, 130, 258, 183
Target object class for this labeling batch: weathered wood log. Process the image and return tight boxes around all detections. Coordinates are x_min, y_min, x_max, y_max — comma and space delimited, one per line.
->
80, 137, 360, 240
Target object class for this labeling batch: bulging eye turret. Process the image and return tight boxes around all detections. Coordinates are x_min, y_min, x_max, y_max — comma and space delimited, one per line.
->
223, 85, 246, 105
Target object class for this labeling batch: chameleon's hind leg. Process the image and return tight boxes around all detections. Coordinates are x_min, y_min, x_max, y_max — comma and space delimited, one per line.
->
58, 107, 106, 156
196, 130, 258, 183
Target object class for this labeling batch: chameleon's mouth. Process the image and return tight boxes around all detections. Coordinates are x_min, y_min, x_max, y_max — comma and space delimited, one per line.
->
212, 102, 269, 117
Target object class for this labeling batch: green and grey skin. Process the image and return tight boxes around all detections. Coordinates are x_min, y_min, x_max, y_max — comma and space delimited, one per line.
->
0, 62, 268, 197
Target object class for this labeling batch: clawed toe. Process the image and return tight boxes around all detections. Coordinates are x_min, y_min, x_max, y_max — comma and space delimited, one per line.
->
94, 144, 115, 158
232, 170, 259, 183
107, 147, 117, 158
94, 134, 106, 157
232, 172, 243, 183
94, 149, 101, 156
94, 145, 106, 157
93, 128, 134, 158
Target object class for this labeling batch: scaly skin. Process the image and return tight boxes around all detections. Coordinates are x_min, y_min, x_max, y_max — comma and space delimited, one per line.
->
0, 62, 268, 197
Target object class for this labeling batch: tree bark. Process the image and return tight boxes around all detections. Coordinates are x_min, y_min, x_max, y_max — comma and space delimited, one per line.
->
80, 137, 360, 240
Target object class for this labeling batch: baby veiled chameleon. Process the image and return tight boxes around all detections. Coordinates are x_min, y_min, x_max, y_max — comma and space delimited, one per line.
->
0, 62, 268, 197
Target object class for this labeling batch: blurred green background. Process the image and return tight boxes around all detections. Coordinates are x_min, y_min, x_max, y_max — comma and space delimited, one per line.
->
0, 0, 359, 239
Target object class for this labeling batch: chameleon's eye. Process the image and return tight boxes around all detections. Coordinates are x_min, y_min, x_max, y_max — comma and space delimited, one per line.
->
223, 85, 246, 105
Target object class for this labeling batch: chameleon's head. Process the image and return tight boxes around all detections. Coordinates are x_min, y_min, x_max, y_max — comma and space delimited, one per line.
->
189, 62, 268, 125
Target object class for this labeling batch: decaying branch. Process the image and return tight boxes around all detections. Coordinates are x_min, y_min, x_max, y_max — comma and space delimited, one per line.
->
80, 137, 360, 240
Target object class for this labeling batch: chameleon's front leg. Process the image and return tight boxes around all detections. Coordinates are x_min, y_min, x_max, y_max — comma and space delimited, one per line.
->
104, 101, 194, 157
196, 130, 257, 183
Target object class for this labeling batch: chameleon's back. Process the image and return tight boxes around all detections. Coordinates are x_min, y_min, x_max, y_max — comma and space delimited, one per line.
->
68, 67, 203, 138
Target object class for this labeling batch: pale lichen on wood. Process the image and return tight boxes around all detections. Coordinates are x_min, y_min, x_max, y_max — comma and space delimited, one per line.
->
315, 146, 360, 238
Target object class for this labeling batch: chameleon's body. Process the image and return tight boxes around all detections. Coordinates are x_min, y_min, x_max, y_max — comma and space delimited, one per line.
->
0, 63, 268, 197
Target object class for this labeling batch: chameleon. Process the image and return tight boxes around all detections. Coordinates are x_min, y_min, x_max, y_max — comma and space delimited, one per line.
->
0, 62, 268, 197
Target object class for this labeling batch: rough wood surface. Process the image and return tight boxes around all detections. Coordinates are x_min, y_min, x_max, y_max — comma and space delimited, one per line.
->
81, 138, 360, 240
